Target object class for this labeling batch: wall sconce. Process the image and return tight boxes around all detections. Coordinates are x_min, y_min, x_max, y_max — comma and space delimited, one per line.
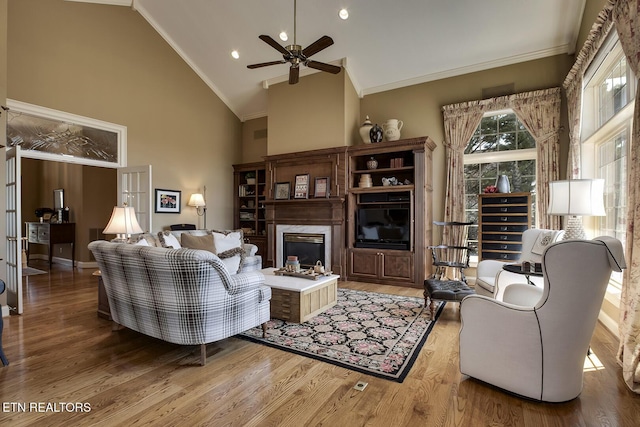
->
548, 179, 606, 240
188, 188, 207, 229
103, 204, 143, 243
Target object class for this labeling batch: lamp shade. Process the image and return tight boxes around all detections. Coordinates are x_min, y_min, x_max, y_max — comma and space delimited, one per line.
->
103, 206, 144, 236
188, 193, 206, 207
548, 179, 606, 216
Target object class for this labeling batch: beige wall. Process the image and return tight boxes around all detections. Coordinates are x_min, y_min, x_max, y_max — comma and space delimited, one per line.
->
344, 71, 361, 147
241, 116, 268, 164
7, 0, 242, 233
268, 70, 352, 155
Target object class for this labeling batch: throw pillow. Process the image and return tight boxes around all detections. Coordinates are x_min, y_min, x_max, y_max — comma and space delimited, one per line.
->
130, 232, 158, 247
211, 229, 244, 252
217, 247, 245, 274
181, 233, 215, 252
211, 229, 245, 272
157, 231, 182, 249
531, 230, 558, 255
133, 238, 150, 246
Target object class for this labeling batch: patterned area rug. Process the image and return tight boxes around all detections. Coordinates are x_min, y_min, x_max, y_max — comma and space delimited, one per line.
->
239, 288, 445, 382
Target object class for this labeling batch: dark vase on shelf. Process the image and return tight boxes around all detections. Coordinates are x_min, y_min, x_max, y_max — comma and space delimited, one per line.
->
369, 124, 383, 143
366, 157, 378, 170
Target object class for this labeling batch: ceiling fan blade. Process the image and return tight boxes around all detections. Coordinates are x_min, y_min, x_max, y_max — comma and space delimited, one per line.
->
306, 60, 341, 74
302, 36, 334, 58
259, 35, 290, 56
247, 60, 286, 69
289, 66, 300, 84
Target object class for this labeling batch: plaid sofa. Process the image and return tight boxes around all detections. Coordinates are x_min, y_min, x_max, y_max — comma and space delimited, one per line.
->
88, 240, 271, 365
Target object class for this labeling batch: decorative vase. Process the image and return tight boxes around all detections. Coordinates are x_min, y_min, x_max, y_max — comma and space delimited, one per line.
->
369, 124, 383, 143
359, 116, 373, 144
366, 157, 378, 170
383, 119, 403, 141
495, 175, 511, 193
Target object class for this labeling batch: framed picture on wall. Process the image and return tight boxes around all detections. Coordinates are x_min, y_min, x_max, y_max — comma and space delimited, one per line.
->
314, 177, 329, 198
275, 182, 291, 200
294, 174, 310, 199
155, 189, 181, 213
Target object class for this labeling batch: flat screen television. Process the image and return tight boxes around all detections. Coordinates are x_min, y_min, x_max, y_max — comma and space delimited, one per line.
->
355, 206, 410, 250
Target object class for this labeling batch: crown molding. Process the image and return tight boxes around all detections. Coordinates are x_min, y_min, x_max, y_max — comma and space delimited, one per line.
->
361, 45, 573, 97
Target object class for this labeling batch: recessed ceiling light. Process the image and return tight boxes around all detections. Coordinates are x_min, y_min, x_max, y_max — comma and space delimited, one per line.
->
231, 50, 239, 59
279, 31, 288, 41
339, 9, 349, 20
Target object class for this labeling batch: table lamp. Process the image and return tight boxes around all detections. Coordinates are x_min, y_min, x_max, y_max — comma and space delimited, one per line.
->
548, 179, 606, 240
103, 204, 143, 243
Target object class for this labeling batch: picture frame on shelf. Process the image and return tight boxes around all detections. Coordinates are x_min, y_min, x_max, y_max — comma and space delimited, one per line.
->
314, 177, 330, 198
275, 182, 291, 200
294, 174, 310, 199
155, 189, 181, 213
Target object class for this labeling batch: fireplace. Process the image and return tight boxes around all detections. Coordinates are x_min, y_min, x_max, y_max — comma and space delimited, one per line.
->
276, 224, 332, 270
283, 233, 325, 269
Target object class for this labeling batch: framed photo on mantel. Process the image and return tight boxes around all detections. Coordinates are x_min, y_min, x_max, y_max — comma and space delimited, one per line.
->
294, 174, 310, 199
314, 177, 329, 198
275, 182, 291, 200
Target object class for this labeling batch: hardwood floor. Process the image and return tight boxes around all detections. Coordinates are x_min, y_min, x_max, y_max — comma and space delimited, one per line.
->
1, 260, 639, 426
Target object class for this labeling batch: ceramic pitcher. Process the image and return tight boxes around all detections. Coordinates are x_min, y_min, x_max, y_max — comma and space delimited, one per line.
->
383, 119, 403, 141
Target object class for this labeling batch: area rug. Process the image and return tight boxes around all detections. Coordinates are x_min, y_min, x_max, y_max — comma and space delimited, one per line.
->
22, 267, 47, 276
239, 288, 445, 383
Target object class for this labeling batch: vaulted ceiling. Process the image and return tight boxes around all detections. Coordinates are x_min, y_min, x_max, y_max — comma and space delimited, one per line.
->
69, 0, 586, 121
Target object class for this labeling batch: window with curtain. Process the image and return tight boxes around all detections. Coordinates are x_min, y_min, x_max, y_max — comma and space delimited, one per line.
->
582, 34, 636, 289
463, 110, 537, 258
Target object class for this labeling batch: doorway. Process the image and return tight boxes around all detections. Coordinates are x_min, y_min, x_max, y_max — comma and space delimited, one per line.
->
21, 158, 117, 272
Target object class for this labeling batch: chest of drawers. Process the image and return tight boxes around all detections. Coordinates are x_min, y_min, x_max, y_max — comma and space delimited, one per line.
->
478, 192, 531, 261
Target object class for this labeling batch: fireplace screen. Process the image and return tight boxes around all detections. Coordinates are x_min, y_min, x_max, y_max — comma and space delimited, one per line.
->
283, 233, 325, 269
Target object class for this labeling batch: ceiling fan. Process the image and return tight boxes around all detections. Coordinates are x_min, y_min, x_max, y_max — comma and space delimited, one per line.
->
247, 0, 341, 84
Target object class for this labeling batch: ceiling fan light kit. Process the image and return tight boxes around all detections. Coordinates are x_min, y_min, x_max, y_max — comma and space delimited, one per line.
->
247, 0, 341, 84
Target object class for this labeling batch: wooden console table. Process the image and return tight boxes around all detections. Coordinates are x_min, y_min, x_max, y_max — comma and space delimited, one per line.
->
26, 222, 76, 268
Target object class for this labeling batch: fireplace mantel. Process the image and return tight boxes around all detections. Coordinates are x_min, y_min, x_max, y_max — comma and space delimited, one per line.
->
265, 197, 346, 277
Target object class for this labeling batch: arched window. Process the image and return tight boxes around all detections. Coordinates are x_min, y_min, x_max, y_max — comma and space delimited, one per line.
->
464, 110, 537, 257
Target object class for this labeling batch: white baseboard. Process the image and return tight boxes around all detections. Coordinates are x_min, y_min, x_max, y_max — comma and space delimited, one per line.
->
598, 310, 619, 338
76, 261, 99, 269
28, 254, 98, 269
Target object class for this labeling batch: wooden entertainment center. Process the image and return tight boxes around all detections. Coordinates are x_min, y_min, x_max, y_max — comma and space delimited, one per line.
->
233, 136, 436, 288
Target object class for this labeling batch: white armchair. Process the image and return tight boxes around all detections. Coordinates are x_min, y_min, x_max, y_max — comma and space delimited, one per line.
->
459, 237, 626, 402
475, 228, 564, 299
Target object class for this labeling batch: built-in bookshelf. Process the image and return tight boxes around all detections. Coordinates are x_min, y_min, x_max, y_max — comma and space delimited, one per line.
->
233, 162, 268, 260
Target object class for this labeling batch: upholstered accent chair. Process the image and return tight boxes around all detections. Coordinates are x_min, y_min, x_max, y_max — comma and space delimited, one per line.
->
459, 237, 625, 402
475, 228, 564, 300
